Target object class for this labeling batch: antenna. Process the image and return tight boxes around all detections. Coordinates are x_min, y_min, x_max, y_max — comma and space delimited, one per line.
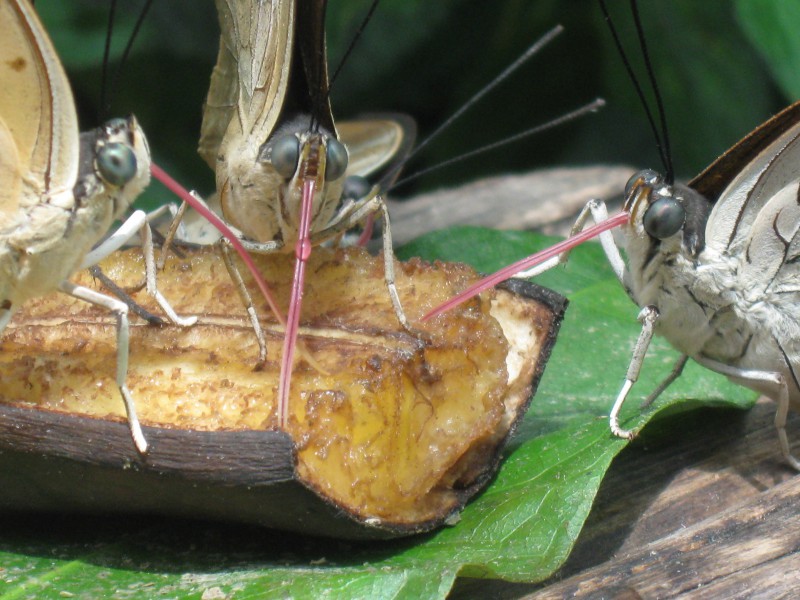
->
99, 0, 117, 120
629, 0, 673, 183
403, 25, 564, 169
598, 0, 674, 184
392, 98, 605, 190
383, 26, 603, 192
100, 0, 154, 121
308, 0, 381, 135
328, 0, 381, 90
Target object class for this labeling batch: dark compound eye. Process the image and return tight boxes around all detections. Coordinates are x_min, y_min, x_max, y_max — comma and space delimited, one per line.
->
271, 135, 300, 178
643, 196, 686, 240
342, 175, 371, 201
625, 169, 662, 199
96, 142, 137, 186
325, 138, 348, 182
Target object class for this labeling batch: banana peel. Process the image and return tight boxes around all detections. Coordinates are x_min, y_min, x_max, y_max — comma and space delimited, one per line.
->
0, 246, 565, 539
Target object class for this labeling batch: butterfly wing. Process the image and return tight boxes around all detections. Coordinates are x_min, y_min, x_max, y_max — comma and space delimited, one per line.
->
734, 180, 800, 296
294, 0, 334, 134
0, 0, 79, 221
696, 101, 800, 255
697, 101, 800, 347
202, 0, 294, 168
197, 36, 238, 169
339, 114, 416, 187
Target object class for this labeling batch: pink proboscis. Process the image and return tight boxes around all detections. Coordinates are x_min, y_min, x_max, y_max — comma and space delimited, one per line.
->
357, 214, 376, 247
150, 163, 285, 326
277, 179, 316, 428
422, 210, 631, 321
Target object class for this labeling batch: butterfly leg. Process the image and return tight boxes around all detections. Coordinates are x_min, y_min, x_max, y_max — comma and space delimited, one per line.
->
641, 354, 689, 409
378, 200, 410, 330
774, 379, 798, 471
139, 213, 198, 326
693, 356, 799, 471
88, 266, 165, 325
312, 192, 410, 330
80, 210, 149, 268
80, 210, 197, 327
149, 190, 269, 343
610, 305, 659, 439
218, 240, 275, 365
158, 191, 318, 370
58, 280, 147, 454
155, 201, 188, 270
516, 199, 627, 286
0, 310, 13, 339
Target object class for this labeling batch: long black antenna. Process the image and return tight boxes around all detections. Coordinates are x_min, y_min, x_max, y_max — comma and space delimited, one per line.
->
382, 25, 565, 188
391, 98, 605, 190
629, 0, 673, 183
100, 0, 154, 120
408, 25, 564, 167
598, 0, 673, 184
328, 0, 380, 91
99, 0, 117, 120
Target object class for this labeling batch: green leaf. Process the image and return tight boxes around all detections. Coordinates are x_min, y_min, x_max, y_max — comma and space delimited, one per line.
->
735, 0, 800, 100
0, 228, 755, 599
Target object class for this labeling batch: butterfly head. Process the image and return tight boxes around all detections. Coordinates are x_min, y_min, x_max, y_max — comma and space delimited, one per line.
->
92, 115, 151, 218
253, 118, 348, 241
624, 169, 684, 239
266, 130, 348, 186
623, 168, 713, 261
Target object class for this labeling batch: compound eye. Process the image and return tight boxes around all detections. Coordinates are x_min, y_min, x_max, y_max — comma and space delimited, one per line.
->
325, 138, 348, 182
342, 175, 370, 201
624, 169, 662, 199
643, 196, 685, 239
271, 135, 300, 178
96, 142, 137, 186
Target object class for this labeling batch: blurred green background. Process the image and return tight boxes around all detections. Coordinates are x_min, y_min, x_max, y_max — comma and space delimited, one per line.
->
34, 0, 799, 210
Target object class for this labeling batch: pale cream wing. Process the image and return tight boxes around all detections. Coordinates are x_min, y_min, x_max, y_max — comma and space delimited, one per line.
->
0, 0, 79, 216
211, 0, 294, 159
0, 113, 20, 226
736, 181, 800, 295
197, 41, 238, 169
339, 119, 407, 178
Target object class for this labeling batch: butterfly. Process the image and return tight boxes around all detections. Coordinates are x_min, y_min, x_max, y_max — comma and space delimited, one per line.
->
423, 1, 800, 470
176, 0, 414, 427
599, 100, 800, 467
199, 0, 409, 238
0, 0, 197, 453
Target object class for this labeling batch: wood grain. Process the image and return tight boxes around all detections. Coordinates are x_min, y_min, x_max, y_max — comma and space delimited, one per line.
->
387, 166, 634, 243
451, 400, 800, 599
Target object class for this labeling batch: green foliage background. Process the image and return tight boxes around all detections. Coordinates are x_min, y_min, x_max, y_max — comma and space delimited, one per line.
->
36, 0, 796, 205
2, 1, 798, 598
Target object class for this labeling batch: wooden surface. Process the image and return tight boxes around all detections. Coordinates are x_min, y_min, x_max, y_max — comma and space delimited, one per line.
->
451, 400, 800, 599
420, 166, 800, 598
388, 166, 633, 242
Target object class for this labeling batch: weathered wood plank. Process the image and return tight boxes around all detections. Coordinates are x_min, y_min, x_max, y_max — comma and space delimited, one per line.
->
388, 166, 633, 243
530, 457, 800, 598
451, 400, 800, 599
